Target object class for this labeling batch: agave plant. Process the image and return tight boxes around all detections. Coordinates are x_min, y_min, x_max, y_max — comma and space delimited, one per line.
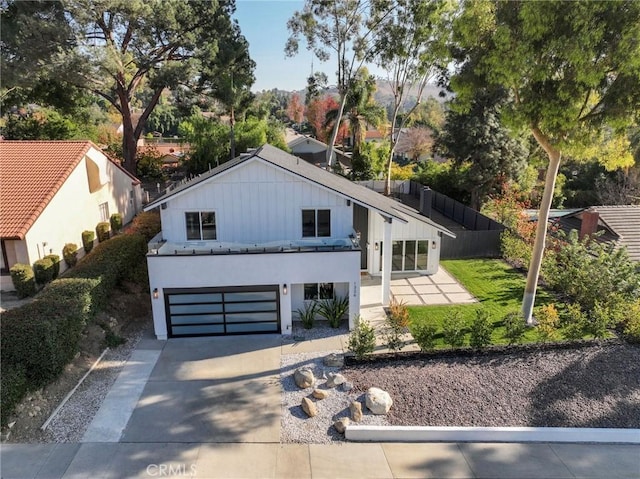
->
317, 295, 349, 328
296, 301, 318, 329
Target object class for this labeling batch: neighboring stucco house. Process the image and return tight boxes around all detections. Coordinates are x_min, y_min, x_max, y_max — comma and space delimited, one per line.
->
287, 135, 351, 170
144, 144, 454, 339
0, 141, 143, 289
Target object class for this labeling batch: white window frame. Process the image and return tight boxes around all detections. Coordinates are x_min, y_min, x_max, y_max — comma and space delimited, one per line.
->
99, 202, 110, 222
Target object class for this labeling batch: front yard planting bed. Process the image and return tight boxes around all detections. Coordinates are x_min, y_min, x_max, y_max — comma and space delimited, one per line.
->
342, 341, 640, 428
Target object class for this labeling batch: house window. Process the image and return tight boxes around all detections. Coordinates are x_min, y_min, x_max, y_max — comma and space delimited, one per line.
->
185, 211, 217, 240
99, 202, 110, 222
380, 240, 429, 271
304, 283, 334, 300
302, 209, 331, 237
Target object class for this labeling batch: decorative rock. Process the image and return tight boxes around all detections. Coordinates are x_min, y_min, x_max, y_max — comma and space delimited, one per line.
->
294, 367, 315, 389
301, 397, 317, 417
350, 401, 363, 422
342, 381, 354, 392
8, 422, 16, 429
312, 389, 330, 400
334, 417, 350, 434
323, 353, 344, 368
365, 387, 393, 415
325, 372, 346, 388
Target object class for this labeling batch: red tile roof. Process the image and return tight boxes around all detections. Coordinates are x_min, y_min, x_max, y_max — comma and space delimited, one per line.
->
0, 141, 136, 239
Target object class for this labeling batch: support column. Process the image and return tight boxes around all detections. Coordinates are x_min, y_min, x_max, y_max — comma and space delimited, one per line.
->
381, 216, 392, 305
348, 276, 360, 331
280, 283, 292, 335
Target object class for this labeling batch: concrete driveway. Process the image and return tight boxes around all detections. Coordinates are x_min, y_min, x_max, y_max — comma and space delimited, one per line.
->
119, 335, 282, 443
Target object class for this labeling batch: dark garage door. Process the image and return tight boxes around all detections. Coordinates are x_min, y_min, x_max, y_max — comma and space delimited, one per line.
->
165, 286, 280, 337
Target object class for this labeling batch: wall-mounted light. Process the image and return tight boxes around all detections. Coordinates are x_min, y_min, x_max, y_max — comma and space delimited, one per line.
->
153, 288, 159, 299
374, 242, 379, 251
432, 240, 437, 250
283, 284, 288, 295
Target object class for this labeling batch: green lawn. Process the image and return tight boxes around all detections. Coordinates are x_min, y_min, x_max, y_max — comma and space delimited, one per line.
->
408, 258, 556, 346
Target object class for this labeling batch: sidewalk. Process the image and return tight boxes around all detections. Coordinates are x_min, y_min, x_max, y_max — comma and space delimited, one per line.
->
2, 441, 639, 478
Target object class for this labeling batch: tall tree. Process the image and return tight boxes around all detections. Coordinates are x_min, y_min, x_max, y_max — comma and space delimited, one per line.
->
286, 93, 305, 124
305, 71, 328, 105
324, 68, 386, 158
372, 0, 454, 194
451, 0, 640, 323
437, 90, 528, 210
1, 0, 254, 174
286, 0, 393, 168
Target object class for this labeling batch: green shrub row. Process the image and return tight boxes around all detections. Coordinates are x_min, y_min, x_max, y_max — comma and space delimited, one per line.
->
9, 264, 36, 298
0, 233, 148, 426
33, 254, 60, 284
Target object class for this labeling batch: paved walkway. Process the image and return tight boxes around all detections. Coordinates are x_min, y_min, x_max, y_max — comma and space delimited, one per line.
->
3, 441, 639, 478
390, 269, 476, 306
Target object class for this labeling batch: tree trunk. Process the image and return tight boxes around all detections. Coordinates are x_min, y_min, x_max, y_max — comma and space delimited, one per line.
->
326, 93, 348, 169
120, 105, 138, 176
522, 127, 562, 324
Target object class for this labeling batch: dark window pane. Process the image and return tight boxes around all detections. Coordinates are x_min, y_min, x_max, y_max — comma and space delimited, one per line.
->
304, 283, 318, 300
404, 240, 416, 271
417, 241, 428, 270
392, 241, 403, 271
170, 314, 224, 325
225, 312, 278, 323
317, 209, 331, 237
185, 212, 201, 240
225, 291, 276, 301
302, 210, 315, 237
170, 303, 223, 314
169, 293, 222, 304
225, 302, 277, 313
201, 212, 216, 240
319, 283, 334, 299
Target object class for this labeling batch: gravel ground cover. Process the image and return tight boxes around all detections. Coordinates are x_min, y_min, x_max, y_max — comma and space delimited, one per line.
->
42, 329, 144, 442
342, 341, 640, 428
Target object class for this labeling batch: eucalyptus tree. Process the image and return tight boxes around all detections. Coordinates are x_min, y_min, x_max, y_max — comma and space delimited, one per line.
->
451, 0, 640, 323
285, 0, 394, 168
372, 0, 455, 194
1, 0, 254, 175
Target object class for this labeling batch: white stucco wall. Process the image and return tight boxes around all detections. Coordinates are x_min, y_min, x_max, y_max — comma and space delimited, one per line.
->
289, 138, 327, 155
20, 147, 141, 273
159, 158, 353, 244
147, 250, 360, 339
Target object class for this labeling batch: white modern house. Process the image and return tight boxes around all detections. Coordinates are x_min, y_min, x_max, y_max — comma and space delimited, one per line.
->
0, 141, 143, 290
144, 144, 454, 339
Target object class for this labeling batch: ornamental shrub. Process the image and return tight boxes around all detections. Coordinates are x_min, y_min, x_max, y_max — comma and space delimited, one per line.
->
535, 304, 560, 343
562, 303, 588, 341
82, 230, 95, 253
9, 263, 36, 298
96, 222, 111, 242
317, 295, 349, 328
503, 311, 527, 345
110, 213, 123, 234
44, 254, 60, 278
347, 316, 376, 360
588, 300, 612, 339
442, 311, 466, 348
63, 243, 78, 267
622, 300, 640, 344
127, 211, 161, 241
33, 257, 55, 284
388, 297, 410, 328
412, 321, 438, 351
469, 308, 493, 349
296, 301, 317, 329
383, 314, 406, 353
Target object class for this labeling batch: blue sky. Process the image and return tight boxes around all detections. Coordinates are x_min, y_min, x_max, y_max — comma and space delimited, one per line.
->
233, 0, 386, 92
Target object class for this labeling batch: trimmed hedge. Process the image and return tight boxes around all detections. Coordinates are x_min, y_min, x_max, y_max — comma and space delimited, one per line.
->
0, 364, 27, 426
44, 254, 60, 278
110, 213, 123, 234
33, 257, 55, 284
82, 230, 95, 253
0, 233, 148, 426
9, 263, 36, 298
63, 243, 78, 267
96, 222, 110, 242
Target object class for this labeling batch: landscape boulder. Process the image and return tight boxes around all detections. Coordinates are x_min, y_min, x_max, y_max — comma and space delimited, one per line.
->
365, 387, 393, 415
301, 397, 317, 417
294, 367, 315, 389
325, 372, 346, 388
334, 417, 350, 434
312, 389, 330, 400
323, 353, 344, 368
350, 401, 363, 422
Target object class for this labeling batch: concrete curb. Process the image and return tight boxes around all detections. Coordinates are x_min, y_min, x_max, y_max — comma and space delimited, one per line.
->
345, 425, 640, 444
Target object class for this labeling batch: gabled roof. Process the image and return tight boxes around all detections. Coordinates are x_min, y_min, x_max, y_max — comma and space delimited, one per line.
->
553, 205, 640, 262
0, 140, 139, 239
145, 144, 455, 237
287, 135, 330, 150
